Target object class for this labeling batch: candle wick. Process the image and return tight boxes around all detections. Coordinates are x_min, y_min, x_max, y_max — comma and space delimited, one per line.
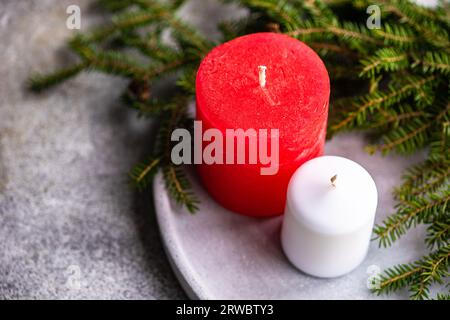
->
258, 65, 267, 88
330, 174, 337, 188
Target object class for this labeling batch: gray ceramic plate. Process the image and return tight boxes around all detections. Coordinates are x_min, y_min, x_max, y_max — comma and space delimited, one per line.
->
153, 133, 429, 299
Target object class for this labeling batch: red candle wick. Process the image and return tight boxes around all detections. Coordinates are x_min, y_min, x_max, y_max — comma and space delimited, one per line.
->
258, 65, 267, 88
258, 65, 278, 106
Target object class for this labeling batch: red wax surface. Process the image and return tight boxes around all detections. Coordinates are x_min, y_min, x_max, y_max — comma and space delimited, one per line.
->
196, 33, 330, 216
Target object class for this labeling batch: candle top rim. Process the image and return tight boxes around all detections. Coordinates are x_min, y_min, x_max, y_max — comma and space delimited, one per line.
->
196, 32, 330, 152
287, 156, 378, 235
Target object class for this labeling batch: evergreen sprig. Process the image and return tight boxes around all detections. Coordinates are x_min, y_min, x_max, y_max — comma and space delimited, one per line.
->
28, 0, 449, 298
373, 189, 450, 248
129, 157, 161, 191
372, 244, 449, 300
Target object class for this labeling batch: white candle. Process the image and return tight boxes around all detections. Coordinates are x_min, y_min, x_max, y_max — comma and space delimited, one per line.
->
281, 156, 378, 278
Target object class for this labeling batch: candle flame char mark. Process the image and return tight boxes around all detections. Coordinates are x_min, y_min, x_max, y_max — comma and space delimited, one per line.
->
258, 65, 267, 88
331, 174, 337, 188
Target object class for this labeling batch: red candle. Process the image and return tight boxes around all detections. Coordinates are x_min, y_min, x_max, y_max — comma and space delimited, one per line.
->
195, 33, 330, 217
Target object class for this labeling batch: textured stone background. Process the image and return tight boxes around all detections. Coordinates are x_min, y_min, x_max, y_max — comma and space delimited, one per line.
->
0, 0, 437, 300
0, 0, 235, 299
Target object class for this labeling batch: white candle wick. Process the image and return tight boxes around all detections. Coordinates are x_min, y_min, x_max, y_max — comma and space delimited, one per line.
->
330, 174, 337, 188
258, 65, 267, 88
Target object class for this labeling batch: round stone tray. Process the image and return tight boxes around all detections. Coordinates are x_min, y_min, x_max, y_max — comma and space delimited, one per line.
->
153, 133, 427, 299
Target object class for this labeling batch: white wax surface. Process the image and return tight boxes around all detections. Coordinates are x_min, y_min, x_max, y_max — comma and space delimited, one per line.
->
287, 156, 377, 235
281, 156, 378, 278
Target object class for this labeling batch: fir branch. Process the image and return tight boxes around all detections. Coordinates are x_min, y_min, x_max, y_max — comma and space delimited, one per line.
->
368, 108, 425, 130
176, 67, 197, 95
428, 102, 450, 159
156, 99, 200, 213
436, 292, 450, 300
371, 23, 417, 48
426, 217, 450, 249
147, 56, 196, 79
393, 157, 450, 200
68, 38, 151, 78
95, 0, 134, 12
400, 166, 450, 199
373, 244, 450, 300
330, 75, 436, 133
373, 190, 450, 247
359, 48, 409, 78
122, 94, 179, 116
288, 22, 382, 46
218, 16, 257, 42
366, 115, 432, 155
323, 64, 360, 80
97, 0, 186, 11
28, 63, 87, 92
409, 245, 450, 300
78, 39, 191, 81
382, 0, 450, 49
309, 42, 359, 59
420, 51, 450, 76
165, 16, 214, 55
373, 263, 422, 296
88, 50, 150, 78
162, 164, 199, 214
129, 157, 161, 191
77, 8, 167, 44
298, 0, 337, 24
229, 0, 302, 30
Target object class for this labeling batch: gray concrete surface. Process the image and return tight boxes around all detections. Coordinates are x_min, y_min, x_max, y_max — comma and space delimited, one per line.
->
0, 0, 224, 299
0, 0, 437, 300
